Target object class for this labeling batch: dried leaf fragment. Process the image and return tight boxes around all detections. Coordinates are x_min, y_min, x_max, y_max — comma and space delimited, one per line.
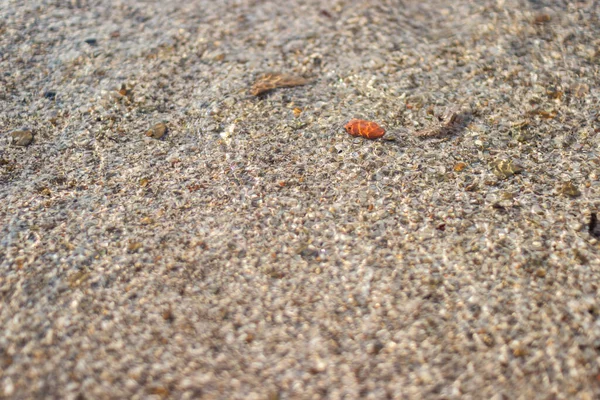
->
251, 73, 309, 96
527, 109, 557, 119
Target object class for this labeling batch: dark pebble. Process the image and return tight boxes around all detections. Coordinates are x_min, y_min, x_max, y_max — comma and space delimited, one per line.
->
43, 91, 57, 100
589, 213, 600, 238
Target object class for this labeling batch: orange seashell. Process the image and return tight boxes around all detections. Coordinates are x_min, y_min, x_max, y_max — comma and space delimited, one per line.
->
344, 119, 385, 139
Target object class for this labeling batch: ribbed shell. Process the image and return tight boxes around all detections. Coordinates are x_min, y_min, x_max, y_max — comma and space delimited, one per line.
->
344, 119, 385, 139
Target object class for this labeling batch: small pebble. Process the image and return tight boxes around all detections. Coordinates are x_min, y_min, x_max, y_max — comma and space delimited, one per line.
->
10, 129, 34, 146
573, 83, 589, 98
127, 241, 143, 253
145, 122, 167, 139
84, 38, 97, 46
559, 182, 580, 198
535, 268, 547, 278
309, 358, 327, 374
3, 378, 14, 396
492, 159, 523, 179
531, 204, 544, 215
533, 13, 551, 25
589, 213, 600, 238
162, 308, 174, 322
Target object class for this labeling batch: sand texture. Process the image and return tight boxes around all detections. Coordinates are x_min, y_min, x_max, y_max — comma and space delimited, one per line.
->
1, 0, 600, 398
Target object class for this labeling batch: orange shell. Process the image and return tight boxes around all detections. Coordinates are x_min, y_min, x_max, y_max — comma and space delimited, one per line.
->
344, 119, 385, 139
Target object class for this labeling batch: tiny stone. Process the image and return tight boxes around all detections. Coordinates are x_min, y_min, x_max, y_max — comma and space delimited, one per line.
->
573, 83, 589, 98
84, 38, 97, 46
465, 181, 478, 192
535, 268, 547, 278
10, 129, 34, 146
148, 385, 169, 396
501, 192, 515, 201
162, 308, 174, 322
3, 378, 14, 396
222, 97, 236, 107
513, 130, 533, 143
511, 120, 530, 130
589, 213, 600, 238
125, 379, 138, 390
533, 13, 551, 25
480, 332, 495, 347
118, 84, 129, 97
559, 181, 580, 197
513, 346, 527, 357
531, 204, 544, 215
309, 358, 327, 374
127, 241, 143, 253
492, 159, 523, 179
145, 122, 167, 139
453, 162, 467, 172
